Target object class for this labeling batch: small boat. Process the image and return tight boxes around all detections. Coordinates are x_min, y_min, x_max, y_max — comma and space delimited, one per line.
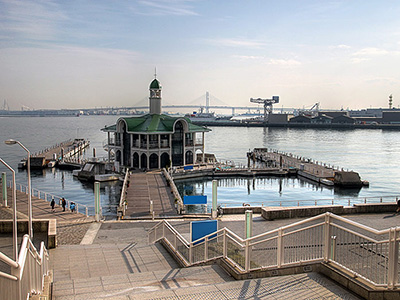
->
73, 161, 119, 182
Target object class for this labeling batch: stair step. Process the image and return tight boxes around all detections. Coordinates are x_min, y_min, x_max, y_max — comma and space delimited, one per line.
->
52, 265, 233, 299
129, 272, 361, 300
50, 243, 179, 282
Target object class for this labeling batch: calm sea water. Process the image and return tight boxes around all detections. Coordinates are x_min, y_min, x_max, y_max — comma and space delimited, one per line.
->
1, 116, 400, 213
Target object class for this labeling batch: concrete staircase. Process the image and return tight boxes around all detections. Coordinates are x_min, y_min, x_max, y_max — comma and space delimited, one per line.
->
50, 243, 233, 299
50, 242, 361, 300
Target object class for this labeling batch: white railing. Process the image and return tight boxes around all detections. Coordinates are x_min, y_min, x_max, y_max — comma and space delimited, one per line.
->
215, 195, 400, 209
148, 212, 400, 289
8, 180, 91, 216
0, 235, 49, 300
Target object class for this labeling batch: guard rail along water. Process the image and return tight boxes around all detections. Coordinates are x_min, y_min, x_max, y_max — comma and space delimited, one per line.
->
8, 180, 91, 216
148, 212, 400, 289
0, 235, 49, 300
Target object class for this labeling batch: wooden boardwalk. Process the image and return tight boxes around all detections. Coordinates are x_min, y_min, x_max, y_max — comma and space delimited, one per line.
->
32, 140, 75, 160
124, 171, 178, 218
0, 184, 93, 223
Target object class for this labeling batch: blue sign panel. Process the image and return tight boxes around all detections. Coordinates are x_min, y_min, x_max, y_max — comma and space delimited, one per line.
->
191, 220, 218, 244
184, 165, 194, 170
183, 195, 207, 205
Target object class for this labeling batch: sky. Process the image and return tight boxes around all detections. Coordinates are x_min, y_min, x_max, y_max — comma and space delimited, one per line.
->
1, 0, 400, 111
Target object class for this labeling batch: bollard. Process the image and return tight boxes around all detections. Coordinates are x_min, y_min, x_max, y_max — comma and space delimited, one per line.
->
211, 180, 218, 219
94, 182, 101, 222
245, 210, 253, 239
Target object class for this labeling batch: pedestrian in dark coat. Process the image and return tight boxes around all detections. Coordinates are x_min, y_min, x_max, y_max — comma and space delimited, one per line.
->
50, 197, 56, 212
61, 197, 66, 211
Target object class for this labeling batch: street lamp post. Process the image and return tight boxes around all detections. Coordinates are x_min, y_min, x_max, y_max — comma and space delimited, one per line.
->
0, 158, 18, 260
5, 139, 33, 239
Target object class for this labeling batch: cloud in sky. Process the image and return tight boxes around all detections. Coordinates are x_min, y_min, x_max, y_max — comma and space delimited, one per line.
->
0, 0, 67, 42
132, 0, 199, 16
1, 1, 400, 110
207, 38, 266, 48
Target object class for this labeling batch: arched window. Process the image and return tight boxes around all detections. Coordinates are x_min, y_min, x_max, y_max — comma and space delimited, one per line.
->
172, 121, 184, 166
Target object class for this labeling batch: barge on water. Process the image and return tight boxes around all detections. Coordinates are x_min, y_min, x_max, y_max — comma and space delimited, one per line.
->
248, 148, 369, 188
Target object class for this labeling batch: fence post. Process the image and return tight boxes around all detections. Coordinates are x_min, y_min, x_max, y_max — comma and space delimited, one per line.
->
189, 243, 193, 264
330, 236, 337, 260
245, 240, 250, 271
387, 228, 399, 288
2, 172, 7, 207
223, 229, 227, 258
324, 213, 331, 262
277, 228, 283, 267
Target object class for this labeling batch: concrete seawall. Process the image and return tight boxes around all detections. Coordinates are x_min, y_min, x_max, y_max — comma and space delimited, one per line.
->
220, 203, 398, 220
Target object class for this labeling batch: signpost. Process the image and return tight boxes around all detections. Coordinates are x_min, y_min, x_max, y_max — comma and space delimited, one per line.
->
191, 220, 218, 245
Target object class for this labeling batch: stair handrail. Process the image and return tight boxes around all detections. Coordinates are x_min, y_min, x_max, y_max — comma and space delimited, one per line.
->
149, 212, 400, 289
0, 234, 49, 300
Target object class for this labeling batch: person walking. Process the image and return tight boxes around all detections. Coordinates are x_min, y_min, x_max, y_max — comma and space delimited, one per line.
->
70, 202, 76, 213
50, 197, 56, 212
61, 197, 66, 212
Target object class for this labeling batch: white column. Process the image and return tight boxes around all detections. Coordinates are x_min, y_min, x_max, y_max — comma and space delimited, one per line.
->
146, 135, 150, 169
183, 133, 186, 166
169, 134, 173, 167
158, 134, 161, 169
202, 132, 205, 163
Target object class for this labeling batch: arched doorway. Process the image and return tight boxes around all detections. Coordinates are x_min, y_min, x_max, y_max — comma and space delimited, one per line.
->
149, 153, 159, 169
141, 153, 147, 169
160, 152, 170, 168
172, 121, 184, 166
185, 150, 193, 165
132, 152, 139, 168
116, 150, 121, 164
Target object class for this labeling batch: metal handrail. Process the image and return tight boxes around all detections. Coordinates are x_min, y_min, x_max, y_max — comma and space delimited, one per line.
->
8, 180, 92, 216
217, 195, 400, 208
148, 212, 400, 289
0, 234, 49, 300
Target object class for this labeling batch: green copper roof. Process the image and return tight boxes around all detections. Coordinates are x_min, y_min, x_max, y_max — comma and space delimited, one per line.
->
150, 78, 161, 89
102, 114, 210, 134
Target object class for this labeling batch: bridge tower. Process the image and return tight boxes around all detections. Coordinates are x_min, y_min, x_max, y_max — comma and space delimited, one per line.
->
250, 96, 279, 122
205, 92, 210, 113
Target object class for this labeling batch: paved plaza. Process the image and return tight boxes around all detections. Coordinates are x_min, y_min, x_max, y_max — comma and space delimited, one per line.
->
2, 180, 400, 298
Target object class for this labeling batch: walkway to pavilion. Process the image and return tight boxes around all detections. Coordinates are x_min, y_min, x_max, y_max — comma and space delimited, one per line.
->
124, 171, 178, 219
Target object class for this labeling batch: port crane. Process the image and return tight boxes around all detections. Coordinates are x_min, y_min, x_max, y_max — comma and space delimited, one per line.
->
250, 96, 279, 122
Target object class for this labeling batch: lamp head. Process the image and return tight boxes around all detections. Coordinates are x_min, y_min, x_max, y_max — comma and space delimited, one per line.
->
5, 139, 17, 145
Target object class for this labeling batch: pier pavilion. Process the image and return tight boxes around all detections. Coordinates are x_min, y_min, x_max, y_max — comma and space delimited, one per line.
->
102, 77, 210, 170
